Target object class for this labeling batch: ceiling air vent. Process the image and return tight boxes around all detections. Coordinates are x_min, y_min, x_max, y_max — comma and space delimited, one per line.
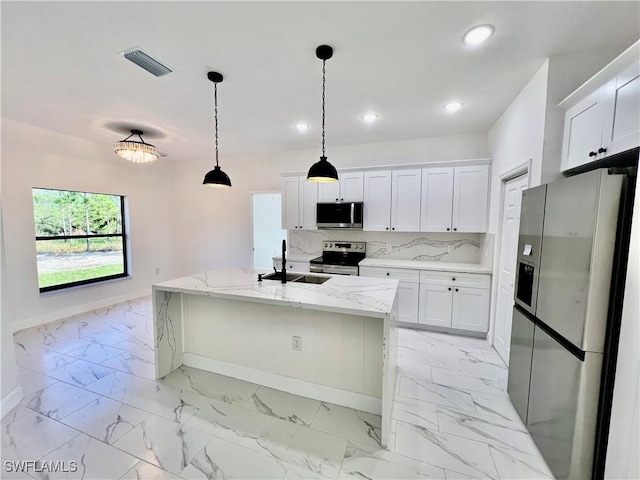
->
121, 47, 172, 77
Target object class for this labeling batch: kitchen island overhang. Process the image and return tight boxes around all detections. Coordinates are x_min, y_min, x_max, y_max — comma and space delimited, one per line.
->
152, 268, 398, 447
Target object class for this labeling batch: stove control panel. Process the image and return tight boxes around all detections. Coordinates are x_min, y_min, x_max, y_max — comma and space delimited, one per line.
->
322, 241, 366, 253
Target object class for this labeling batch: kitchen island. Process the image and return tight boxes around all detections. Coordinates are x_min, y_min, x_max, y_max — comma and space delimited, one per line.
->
152, 267, 398, 446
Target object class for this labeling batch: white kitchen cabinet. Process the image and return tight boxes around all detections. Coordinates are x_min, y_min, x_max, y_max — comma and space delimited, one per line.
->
418, 272, 490, 333
561, 57, 639, 172
420, 165, 489, 233
359, 266, 420, 323
281, 176, 317, 230
453, 165, 489, 232
363, 170, 392, 231
390, 169, 422, 232
602, 62, 640, 157
364, 169, 421, 232
420, 168, 454, 231
317, 171, 364, 203
273, 260, 310, 272
418, 283, 452, 328
451, 286, 490, 332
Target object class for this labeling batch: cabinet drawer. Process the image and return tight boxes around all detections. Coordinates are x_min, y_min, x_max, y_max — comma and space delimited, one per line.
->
273, 261, 310, 273
359, 266, 420, 283
420, 271, 490, 288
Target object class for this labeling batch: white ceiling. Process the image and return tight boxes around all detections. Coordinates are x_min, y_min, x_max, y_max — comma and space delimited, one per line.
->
2, 1, 639, 163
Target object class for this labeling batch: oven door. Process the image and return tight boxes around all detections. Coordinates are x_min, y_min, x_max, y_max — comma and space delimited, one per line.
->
310, 264, 358, 275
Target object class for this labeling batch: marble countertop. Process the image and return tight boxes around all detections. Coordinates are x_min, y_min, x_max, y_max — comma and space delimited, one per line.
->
359, 258, 492, 274
153, 267, 398, 318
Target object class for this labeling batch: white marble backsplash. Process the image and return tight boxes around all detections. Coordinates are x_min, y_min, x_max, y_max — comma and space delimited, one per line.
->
288, 230, 482, 263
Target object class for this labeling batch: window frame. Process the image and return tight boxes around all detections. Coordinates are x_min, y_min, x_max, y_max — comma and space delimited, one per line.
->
33, 188, 129, 293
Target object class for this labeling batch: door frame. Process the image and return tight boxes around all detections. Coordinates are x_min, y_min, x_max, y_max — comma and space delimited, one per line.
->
249, 190, 284, 270
488, 159, 532, 348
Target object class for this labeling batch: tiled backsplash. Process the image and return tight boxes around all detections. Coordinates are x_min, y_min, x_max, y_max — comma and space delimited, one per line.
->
288, 230, 483, 263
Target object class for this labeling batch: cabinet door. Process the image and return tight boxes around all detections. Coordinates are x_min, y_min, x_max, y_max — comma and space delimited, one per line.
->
451, 286, 490, 333
397, 281, 419, 324
340, 171, 364, 202
363, 170, 392, 231
299, 177, 318, 230
420, 168, 453, 232
452, 165, 489, 233
317, 181, 341, 203
602, 62, 640, 156
391, 169, 422, 232
281, 176, 300, 230
418, 283, 452, 327
561, 90, 608, 171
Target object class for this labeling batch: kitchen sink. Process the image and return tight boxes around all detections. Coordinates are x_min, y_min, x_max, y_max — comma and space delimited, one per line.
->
260, 272, 330, 285
291, 275, 330, 285
260, 272, 301, 282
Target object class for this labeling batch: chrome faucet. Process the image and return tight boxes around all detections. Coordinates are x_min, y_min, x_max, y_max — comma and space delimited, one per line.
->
281, 239, 287, 283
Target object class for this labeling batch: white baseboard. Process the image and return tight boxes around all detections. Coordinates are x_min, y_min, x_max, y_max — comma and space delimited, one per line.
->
182, 353, 382, 415
12, 288, 152, 333
1, 384, 24, 419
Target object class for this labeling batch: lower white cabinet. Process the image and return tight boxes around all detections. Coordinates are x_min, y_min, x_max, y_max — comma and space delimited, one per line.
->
273, 260, 310, 273
359, 266, 419, 323
418, 272, 490, 333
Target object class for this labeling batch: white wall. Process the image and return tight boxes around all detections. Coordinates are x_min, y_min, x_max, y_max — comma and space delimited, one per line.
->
1, 131, 20, 415
2, 119, 178, 331
605, 176, 640, 479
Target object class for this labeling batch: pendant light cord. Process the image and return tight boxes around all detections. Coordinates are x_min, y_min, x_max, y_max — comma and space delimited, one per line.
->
214, 82, 219, 167
321, 59, 326, 158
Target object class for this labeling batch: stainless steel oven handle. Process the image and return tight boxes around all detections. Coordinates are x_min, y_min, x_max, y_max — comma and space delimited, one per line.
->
350, 203, 354, 225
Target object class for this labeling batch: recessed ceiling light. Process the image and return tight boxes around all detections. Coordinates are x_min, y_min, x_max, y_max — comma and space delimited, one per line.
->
362, 113, 378, 123
463, 25, 494, 45
444, 102, 463, 113
295, 123, 309, 132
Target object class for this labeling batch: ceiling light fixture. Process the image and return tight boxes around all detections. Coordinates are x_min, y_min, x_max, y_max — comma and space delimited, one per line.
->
296, 123, 309, 132
463, 25, 495, 45
307, 45, 338, 183
113, 129, 159, 163
202, 71, 231, 188
444, 101, 463, 113
362, 113, 378, 124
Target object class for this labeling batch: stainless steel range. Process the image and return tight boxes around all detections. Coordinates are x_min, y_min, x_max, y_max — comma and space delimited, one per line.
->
309, 241, 366, 275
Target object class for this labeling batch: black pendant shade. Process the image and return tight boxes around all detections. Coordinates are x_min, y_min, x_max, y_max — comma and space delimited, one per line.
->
307, 45, 338, 183
203, 71, 232, 188
203, 165, 231, 188
307, 156, 338, 182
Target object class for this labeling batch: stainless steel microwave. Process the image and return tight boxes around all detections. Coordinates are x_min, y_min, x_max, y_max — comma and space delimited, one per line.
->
316, 202, 363, 229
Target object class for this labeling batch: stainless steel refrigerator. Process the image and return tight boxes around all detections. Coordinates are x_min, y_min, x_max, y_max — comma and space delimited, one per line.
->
507, 167, 636, 479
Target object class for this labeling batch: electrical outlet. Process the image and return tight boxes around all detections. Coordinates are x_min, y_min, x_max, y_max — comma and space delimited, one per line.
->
292, 336, 302, 351
155, 268, 160, 275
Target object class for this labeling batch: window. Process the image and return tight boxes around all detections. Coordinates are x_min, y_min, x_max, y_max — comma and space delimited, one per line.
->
32, 188, 128, 292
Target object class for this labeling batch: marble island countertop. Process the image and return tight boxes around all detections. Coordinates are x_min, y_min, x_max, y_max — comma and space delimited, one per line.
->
153, 267, 398, 318
359, 258, 492, 274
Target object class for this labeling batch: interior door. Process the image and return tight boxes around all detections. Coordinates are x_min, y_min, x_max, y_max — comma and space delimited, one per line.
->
494, 174, 529, 364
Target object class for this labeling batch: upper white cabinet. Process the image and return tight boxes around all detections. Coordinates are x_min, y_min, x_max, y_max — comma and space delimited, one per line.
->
560, 45, 639, 171
420, 165, 489, 233
317, 171, 364, 203
363, 169, 421, 232
281, 176, 317, 230
391, 170, 422, 232
363, 170, 392, 231
602, 62, 640, 156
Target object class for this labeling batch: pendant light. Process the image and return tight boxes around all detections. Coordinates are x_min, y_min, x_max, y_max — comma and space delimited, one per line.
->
113, 129, 159, 163
307, 45, 338, 183
203, 71, 231, 188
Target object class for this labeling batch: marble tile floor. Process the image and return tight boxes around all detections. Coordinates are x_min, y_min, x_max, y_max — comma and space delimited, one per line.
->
2, 296, 553, 479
